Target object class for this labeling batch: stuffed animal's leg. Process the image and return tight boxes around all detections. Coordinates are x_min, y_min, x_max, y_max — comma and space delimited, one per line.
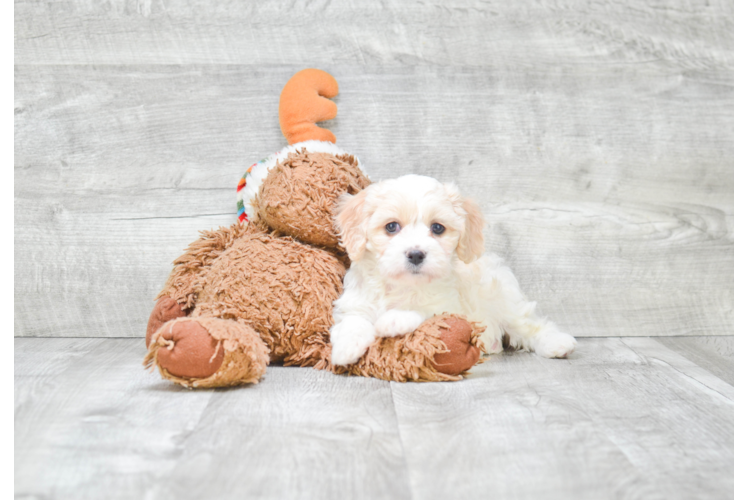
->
144, 317, 270, 388
338, 314, 485, 382
157, 222, 264, 310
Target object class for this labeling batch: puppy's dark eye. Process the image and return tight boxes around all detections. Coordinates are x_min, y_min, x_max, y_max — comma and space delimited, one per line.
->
431, 223, 446, 235
385, 222, 401, 234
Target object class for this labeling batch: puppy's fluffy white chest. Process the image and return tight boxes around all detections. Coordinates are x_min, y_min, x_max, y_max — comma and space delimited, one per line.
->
336, 258, 465, 320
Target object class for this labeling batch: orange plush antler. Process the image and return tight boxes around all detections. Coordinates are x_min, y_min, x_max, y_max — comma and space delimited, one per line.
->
279, 69, 339, 145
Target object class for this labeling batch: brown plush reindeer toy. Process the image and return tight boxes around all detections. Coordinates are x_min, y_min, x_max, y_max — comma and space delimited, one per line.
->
144, 69, 484, 388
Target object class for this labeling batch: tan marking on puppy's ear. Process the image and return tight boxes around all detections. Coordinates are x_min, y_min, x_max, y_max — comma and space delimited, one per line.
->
444, 183, 485, 263
457, 197, 486, 263
334, 190, 370, 261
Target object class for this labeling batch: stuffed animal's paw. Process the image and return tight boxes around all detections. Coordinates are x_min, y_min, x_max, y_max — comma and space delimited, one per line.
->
152, 319, 225, 379
144, 317, 270, 388
431, 316, 482, 376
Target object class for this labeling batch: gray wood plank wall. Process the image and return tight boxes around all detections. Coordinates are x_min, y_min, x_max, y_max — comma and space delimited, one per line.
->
14, 0, 733, 338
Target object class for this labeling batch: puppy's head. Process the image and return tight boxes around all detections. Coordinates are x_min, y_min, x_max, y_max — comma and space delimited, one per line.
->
334, 174, 485, 283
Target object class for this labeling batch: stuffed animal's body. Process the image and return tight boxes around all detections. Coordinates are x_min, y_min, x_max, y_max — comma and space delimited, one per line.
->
143, 70, 483, 388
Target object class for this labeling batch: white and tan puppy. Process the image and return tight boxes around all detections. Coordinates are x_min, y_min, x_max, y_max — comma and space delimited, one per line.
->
329, 174, 577, 366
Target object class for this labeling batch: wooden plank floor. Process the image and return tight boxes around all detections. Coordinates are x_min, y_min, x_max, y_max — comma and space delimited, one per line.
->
15, 337, 733, 500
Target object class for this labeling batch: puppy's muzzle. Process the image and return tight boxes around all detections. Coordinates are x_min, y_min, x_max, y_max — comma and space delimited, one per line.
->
406, 249, 426, 266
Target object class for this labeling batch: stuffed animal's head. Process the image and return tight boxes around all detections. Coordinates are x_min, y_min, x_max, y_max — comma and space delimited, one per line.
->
236, 69, 371, 251
254, 146, 370, 248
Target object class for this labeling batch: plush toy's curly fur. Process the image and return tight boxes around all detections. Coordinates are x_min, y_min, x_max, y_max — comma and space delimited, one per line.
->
339, 315, 485, 382
189, 221, 346, 366
144, 66, 485, 388
256, 151, 370, 250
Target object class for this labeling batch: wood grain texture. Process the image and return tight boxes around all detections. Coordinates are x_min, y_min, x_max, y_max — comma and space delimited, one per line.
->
15, 337, 733, 499
15, 0, 733, 67
14, 0, 733, 338
14, 338, 409, 500
15, 338, 216, 500
655, 335, 733, 384
390, 337, 733, 500
14, 66, 732, 336
144, 367, 410, 500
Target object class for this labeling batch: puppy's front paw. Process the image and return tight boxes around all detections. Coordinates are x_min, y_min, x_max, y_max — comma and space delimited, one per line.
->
375, 310, 425, 337
533, 331, 577, 359
330, 318, 376, 366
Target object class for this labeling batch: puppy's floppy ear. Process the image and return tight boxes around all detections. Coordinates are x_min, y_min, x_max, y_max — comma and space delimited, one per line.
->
445, 183, 485, 263
334, 190, 370, 261
457, 197, 486, 263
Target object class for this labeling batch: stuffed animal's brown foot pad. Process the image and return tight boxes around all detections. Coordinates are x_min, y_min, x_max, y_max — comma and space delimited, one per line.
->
432, 316, 482, 376
146, 296, 187, 348
340, 313, 484, 382
144, 317, 271, 388
153, 320, 225, 379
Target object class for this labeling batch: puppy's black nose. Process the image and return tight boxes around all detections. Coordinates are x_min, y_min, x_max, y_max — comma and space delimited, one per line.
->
407, 250, 426, 266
